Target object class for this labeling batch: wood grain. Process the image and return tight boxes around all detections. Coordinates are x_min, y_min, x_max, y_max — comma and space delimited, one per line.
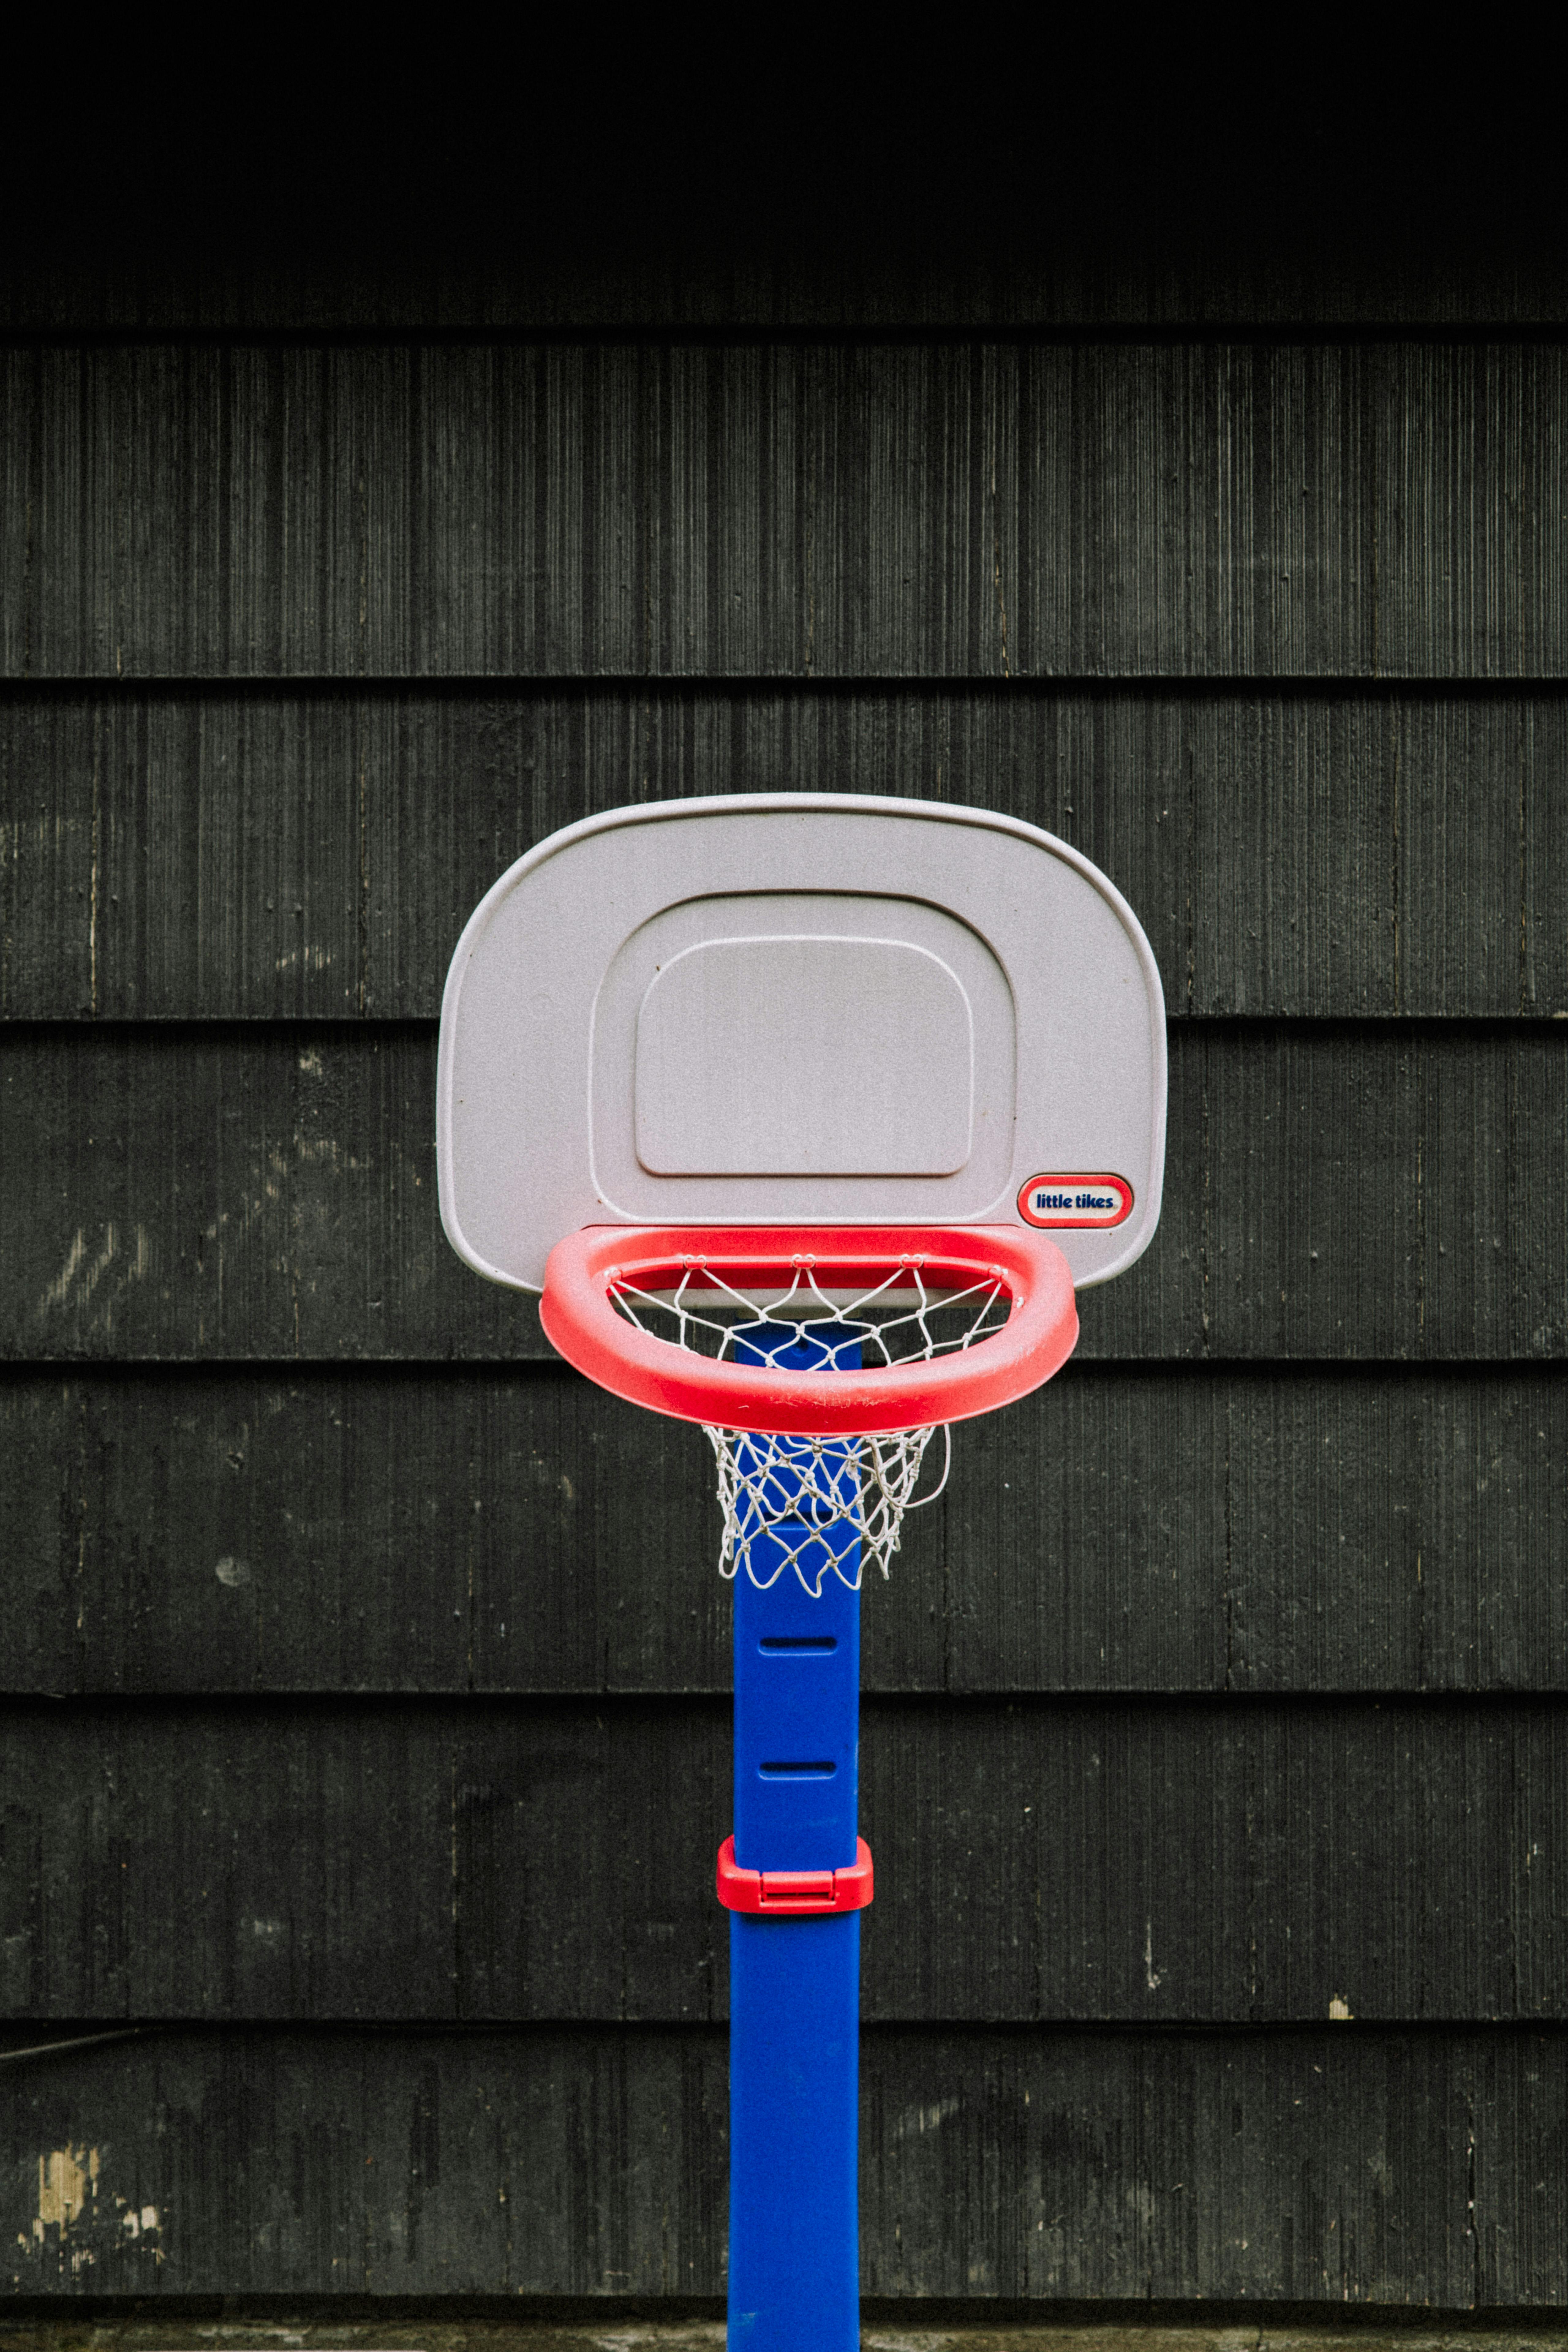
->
3, 1366, 1564, 1698
3, 275, 1564, 2321
3, 1695, 1566, 2023
2, 2021, 1561, 2300
3, 1024, 1562, 1364
2, 688, 1563, 1021
4, 346, 1564, 679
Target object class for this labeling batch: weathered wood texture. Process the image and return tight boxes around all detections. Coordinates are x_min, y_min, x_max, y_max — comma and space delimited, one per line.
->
3, 1695, 1566, 2022
4, 1367, 1565, 1698
4, 346, 1565, 679
2, 688, 1564, 1020
4, 280, 1565, 2315
3, 2022, 1563, 2301
4, 1025, 1562, 1365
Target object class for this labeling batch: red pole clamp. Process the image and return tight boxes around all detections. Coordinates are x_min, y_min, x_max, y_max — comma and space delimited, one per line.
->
716, 1835, 874, 1915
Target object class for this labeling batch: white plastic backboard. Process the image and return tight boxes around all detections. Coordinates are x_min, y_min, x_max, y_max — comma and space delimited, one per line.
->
437, 794, 1167, 1294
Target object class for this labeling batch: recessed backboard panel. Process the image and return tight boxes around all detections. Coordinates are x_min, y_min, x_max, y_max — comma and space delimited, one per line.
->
635, 933, 974, 1176
437, 794, 1167, 1292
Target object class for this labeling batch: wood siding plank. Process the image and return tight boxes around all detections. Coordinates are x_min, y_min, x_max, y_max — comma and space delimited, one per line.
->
3, 689, 1564, 1021
5, 346, 1565, 680
3, 1026, 1563, 1365
2, 2021, 1560, 2300
3, 1368, 1565, 1699
3, 1697, 1567, 2024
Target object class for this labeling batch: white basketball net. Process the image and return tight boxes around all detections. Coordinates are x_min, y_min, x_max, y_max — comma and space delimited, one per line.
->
608, 1254, 1013, 1595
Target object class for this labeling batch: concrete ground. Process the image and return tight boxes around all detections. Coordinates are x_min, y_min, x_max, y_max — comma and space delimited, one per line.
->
5, 2323, 1568, 2352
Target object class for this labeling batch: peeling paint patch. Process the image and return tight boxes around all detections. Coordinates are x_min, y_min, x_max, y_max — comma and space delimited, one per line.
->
22, 2143, 164, 2277
33, 2144, 99, 2236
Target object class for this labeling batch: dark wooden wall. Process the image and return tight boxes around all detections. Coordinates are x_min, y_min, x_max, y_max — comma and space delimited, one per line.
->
2, 254, 1566, 2310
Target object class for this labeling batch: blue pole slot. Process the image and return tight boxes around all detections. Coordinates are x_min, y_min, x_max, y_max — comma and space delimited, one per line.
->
727, 1323, 862, 2352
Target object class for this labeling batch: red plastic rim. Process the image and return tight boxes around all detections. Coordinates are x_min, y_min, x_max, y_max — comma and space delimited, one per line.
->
539, 1225, 1079, 1435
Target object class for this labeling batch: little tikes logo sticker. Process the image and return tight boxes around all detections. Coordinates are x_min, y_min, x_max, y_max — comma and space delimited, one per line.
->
1018, 1173, 1134, 1230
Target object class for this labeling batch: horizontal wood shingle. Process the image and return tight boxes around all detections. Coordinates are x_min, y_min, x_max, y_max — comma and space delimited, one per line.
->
3, 1366, 1564, 1698
2, 687, 1564, 1021
10, 2019, 1559, 2301
4, 1695, 1568, 2024
4, 345, 1564, 680
4, 1024, 1562, 1364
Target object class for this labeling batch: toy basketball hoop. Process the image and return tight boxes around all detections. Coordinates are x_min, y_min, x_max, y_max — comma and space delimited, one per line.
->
436, 793, 1166, 2352
541, 1221, 1079, 1592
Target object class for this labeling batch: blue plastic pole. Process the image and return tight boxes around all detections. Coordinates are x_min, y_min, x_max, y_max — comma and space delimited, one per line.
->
727, 1328, 862, 2351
